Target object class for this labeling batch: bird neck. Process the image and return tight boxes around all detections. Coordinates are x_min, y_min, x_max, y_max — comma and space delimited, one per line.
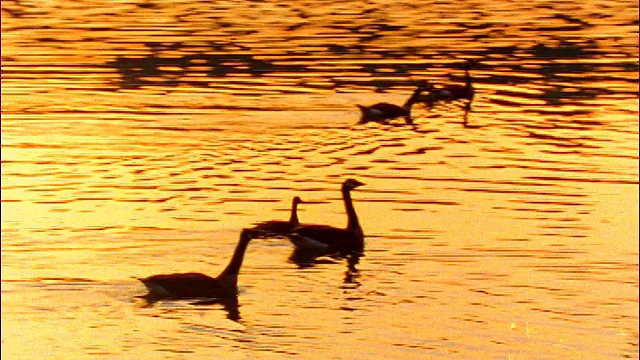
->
219, 235, 252, 284
402, 87, 424, 111
342, 189, 362, 235
289, 200, 300, 226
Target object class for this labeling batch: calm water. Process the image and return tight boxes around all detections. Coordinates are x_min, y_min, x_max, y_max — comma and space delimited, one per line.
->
2, 0, 639, 358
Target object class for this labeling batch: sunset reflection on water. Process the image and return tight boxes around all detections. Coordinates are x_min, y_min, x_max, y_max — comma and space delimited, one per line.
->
2, 0, 639, 358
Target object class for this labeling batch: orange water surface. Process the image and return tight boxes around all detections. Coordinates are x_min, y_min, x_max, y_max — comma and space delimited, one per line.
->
2, 0, 639, 358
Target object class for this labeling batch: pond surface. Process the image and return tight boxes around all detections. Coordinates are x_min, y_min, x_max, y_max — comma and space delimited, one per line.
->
2, 0, 639, 358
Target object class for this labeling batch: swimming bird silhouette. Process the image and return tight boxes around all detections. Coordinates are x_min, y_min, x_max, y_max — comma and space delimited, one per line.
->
135, 229, 256, 300
251, 196, 308, 238
287, 179, 365, 261
417, 60, 475, 113
357, 85, 428, 125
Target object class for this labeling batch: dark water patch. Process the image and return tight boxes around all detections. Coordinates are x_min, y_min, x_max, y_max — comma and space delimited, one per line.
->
397, 146, 445, 155
524, 176, 638, 185
137, 126, 227, 132
495, 237, 531, 242
423, 254, 478, 264
538, 223, 593, 231
509, 208, 566, 214
461, 187, 588, 197
101, 40, 635, 98
352, 146, 381, 155
508, 199, 591, 207
463, 246, 587, 257
28, 277, 100, 284
218, 198, 277, 203
362, 199, 462, 206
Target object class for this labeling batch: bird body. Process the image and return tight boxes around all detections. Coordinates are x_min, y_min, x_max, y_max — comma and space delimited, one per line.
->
136, 229, 254, 299
419, 82, 473, 107
290, 224, 362, 255
430, 83, 471, 102
252, 196, 306, 238
357, 85, 427, 124
288, 179, 365, 259
138, 273, 229, 298
357, 103, 407, 121
417, 61, 475, 111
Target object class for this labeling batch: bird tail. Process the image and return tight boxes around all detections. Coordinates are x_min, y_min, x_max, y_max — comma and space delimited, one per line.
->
356, 105, 370, 123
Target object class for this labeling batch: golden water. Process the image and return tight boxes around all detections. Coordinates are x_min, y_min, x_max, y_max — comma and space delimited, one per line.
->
2, 0, 639, 358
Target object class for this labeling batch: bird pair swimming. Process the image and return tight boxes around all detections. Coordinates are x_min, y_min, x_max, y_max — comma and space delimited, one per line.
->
357, 60, 475, 125
416, 61, 474, 113
135, 179, 365, 307
252, 178, 365, 258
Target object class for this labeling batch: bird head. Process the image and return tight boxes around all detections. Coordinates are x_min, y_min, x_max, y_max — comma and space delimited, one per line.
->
342, 178, 365, 191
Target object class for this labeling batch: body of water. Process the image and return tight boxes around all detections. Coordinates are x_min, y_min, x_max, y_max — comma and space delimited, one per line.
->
2, 0, 639, 358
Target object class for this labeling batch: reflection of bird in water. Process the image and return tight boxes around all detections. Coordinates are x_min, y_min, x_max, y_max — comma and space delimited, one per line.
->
343, 254, 361, 285
286, 179, 365, 265
134, 229, 257, 320
251, 196, 308, 238
357, 85, 428, 125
